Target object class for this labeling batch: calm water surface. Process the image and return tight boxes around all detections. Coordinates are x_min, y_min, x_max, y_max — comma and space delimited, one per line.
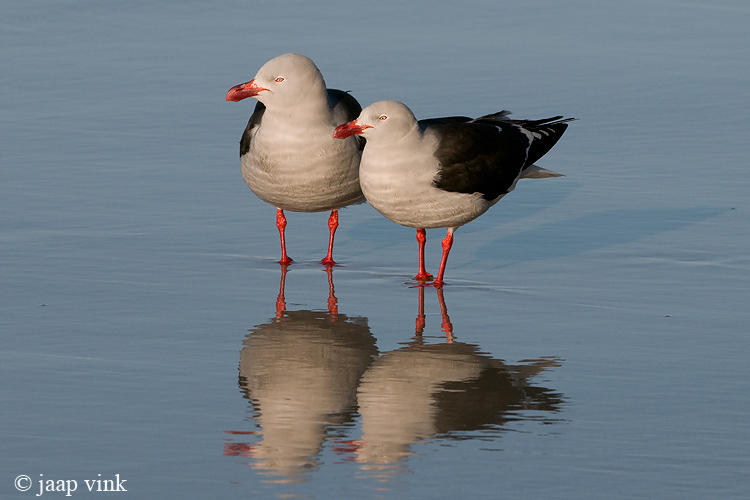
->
2, 1, 749, 498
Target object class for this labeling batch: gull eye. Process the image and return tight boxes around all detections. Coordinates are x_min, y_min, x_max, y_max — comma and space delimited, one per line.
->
378, 114, 388, 121
274, 76, 285, 83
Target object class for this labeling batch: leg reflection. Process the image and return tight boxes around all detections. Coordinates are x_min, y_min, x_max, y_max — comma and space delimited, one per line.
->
276, 262, 289, 318
415, 285, 426, 335
414, 285, 454, 341
436, 288, 453, 341
325, 264, 338, 319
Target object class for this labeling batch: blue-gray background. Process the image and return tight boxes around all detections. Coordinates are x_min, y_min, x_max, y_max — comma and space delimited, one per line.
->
2, 0, 748, 498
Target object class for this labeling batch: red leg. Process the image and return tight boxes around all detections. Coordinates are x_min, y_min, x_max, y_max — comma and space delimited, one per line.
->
321, 209, 339, 266
433, 229, 454, 288
413, 228, 434, 281
276, 208, 293, 264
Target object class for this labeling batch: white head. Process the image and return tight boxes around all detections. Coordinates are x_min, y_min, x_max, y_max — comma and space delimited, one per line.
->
333, 100, 419, 143
226, 53, 326, 108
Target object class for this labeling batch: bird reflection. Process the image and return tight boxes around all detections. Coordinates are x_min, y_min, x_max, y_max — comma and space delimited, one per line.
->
224, 265, 378, 482
225, 268, 565, 482
352, 286, 564, 475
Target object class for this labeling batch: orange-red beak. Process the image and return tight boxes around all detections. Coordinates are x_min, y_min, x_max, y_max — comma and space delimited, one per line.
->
225, 79, 268, 102
333, 120, 372, 139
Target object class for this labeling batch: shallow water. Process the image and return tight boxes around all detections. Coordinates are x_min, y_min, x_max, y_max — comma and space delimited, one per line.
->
2, 0, 749, 498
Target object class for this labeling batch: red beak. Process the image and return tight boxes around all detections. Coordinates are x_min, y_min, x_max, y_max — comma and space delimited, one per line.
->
333, 120, 372, 139
225, 79, 268, 102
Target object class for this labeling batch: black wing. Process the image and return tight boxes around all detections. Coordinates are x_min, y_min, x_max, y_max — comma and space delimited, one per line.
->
507, 116, 575, 168
327, 89, 362, 121
328, 89, 366, 150
239, 101, 264, 157
428, 119, 531, 201
418, 116, 474, 130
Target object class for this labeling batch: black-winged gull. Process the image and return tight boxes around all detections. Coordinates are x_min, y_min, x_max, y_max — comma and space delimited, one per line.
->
334, 100, 573, 286
227, 53, 364, 265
